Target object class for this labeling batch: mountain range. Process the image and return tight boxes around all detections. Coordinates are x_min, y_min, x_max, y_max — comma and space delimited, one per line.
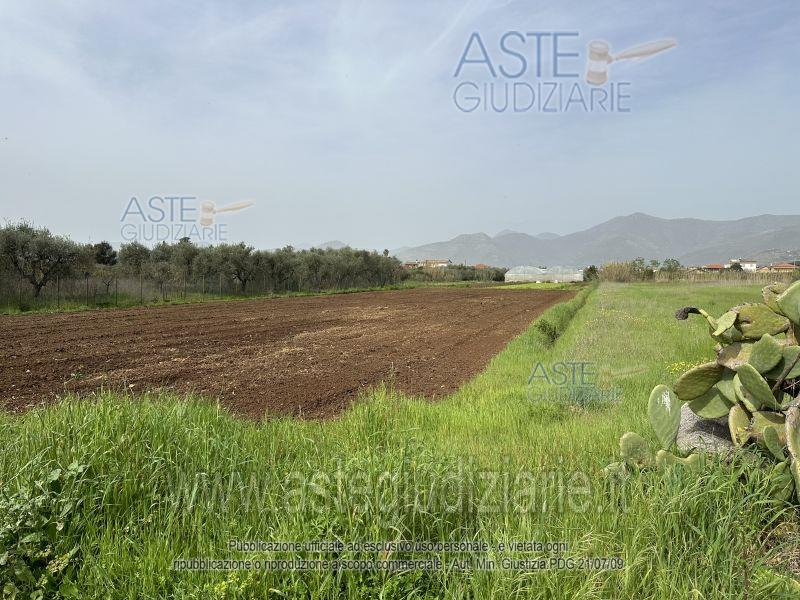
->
391, 213, 800, 268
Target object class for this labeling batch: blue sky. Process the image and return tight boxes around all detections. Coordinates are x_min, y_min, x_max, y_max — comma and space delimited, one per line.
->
0, 1, 797, 249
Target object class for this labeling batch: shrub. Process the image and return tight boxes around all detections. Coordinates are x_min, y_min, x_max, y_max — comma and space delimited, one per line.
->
533, 284, 594, 345
0, 462, 90, 598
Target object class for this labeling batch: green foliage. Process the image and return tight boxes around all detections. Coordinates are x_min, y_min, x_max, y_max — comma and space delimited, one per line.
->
91, 241, 117, 266
532, 284, 594, 345
0, 222, 85, 297
629, 283, 800, 505
117, 241, 151, 276
661, 258, 682, 273
4, 282, 798, 597
0, 462, 89, 598
406, 264, 507, 283
2, 226, 410, 312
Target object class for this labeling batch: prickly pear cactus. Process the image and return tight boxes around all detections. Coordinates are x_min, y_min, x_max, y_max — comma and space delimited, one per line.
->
728, 403, 751, 447
748, 334, 783, 373
688, 385, 734, 418
737, 363, 781, 410
655, 449, 701, 470
673, 362, 724, 401
762, 426, 786, 461
777, 281, 800, 325
734, 303, 791, 339
787, 404, 800, 493
648, 385, 681, 449
620, 432, 652, 468
611, 283, 800, 501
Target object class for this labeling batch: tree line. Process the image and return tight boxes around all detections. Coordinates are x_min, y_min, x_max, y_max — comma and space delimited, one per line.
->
0, 222, 404, 300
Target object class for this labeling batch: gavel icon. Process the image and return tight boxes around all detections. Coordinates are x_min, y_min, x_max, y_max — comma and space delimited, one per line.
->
585, 39, 676, 86
198, 200, 255, 226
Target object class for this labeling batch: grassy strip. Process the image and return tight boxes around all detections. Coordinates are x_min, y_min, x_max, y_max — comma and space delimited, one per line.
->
532, 283, 595, 344
0, 279, 491, 317
1, 283, 799, 598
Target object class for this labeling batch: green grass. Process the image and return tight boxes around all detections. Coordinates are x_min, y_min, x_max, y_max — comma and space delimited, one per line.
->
0, 280, 491, 317
2, 282, 799, 598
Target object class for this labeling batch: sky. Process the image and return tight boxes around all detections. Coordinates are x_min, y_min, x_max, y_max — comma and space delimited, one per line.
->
0, 1, 798, 251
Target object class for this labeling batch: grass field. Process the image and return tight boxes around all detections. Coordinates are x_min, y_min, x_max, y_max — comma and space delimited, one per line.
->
0, 279, 494, 316
2, 283, 799, 598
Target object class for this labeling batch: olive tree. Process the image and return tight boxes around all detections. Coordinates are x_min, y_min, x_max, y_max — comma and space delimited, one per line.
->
0, 223, 82, 297
218, 243, 258, 292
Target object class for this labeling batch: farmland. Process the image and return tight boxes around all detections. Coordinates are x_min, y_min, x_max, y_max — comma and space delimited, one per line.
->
2, 282, 800, 598
0, 287, 572, 418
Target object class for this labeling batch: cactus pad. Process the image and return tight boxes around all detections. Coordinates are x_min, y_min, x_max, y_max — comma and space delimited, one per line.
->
620, 432, 652, 467
787, 405, 800, 493
728, 403, 751, 447
751, 411, 786, 441
733, 373, 761, 412
777, 280, 800, 325
763, 283, 788, 314
648, 385, 681, 449
748, 334, 783, 374
765, 345, 800, 381
655, 449, 701, 471
687, 385, 734, 419
717, 342, 753, 370
715, 371, 737, 404
763, 426, 787, 461
736, 363, 780, 410
713, 311, 737, 337
768, 461, 796, 502
674, 362, 724, 402
733, 303, 791, 339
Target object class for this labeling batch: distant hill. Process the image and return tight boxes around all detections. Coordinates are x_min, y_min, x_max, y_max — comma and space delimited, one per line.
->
393, 213, 800, 267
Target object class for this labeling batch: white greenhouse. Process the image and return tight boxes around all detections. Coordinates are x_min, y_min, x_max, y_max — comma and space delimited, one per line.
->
504, 265, 584, 283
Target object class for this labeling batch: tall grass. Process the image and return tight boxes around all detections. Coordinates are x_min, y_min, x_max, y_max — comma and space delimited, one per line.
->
1, 283, 799, 598
532, 284, 594, 344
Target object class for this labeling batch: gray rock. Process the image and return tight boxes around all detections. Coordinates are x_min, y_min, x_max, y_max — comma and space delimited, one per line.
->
676, 403, 736, 454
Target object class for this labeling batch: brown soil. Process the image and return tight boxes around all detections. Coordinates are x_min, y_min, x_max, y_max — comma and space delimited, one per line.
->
0, 287, 573, 419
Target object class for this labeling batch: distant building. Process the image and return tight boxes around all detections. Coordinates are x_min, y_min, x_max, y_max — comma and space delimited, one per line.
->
703, 264, 725, 271
401, 261, 421, 269
761, 262, 798, 273
473, 263, 489, 270
419, 259, 452, 269
505, 265, 583, 283
726, 258, 758, 272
